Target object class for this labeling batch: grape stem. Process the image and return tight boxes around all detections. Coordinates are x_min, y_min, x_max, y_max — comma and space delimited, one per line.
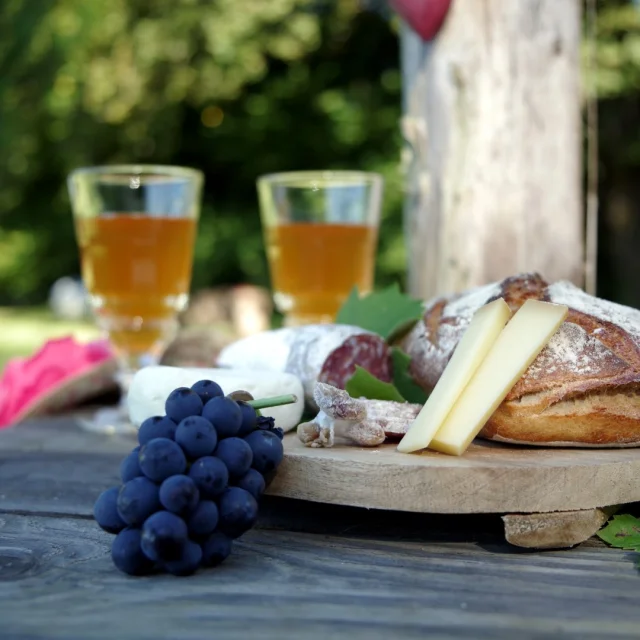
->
247, 394, 298, 410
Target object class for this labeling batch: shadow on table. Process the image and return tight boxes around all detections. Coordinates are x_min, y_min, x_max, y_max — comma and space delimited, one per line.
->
259, 495, 506, 546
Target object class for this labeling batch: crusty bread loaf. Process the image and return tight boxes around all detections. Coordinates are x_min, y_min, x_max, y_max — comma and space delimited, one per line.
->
400, 273, 640, 447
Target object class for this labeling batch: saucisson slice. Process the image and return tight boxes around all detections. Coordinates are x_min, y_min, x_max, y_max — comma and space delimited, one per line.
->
217, 324, 392, 408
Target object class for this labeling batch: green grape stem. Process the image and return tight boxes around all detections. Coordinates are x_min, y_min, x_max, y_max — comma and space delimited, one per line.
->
247, 394, 298, 410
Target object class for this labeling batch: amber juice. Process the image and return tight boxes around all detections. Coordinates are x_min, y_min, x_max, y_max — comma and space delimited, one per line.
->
75, 214, 197, 356
265, 222, 378, 324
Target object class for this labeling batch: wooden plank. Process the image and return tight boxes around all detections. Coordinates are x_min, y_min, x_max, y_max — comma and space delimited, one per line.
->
401, 0, 584, 300
0, 450, 122, 516
0, 413, 134, 455
1, 512, 639, 639
0, 447, 507, 544
267, 436, 640, 514
4, 417, 640, 520
0, 417, 505, 541
0, 415, 131, 517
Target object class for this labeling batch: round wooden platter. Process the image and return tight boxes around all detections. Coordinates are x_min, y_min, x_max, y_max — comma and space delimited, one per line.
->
265, 434, 640, 515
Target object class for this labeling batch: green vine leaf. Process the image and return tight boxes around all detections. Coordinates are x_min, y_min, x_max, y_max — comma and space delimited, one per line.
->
336, 284, 423, 342
597, 514, 640, 550
345, 365, 405, 402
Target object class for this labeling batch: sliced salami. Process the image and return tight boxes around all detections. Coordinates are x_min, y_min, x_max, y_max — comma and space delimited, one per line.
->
318, 334, 392, 391
217, 324, 392, 408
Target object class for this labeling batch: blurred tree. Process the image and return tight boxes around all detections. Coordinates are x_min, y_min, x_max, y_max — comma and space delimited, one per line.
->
0, 0, 403, 304
588, 1, 640, 99
585, 0, 640, 305
7, 0, 640, 308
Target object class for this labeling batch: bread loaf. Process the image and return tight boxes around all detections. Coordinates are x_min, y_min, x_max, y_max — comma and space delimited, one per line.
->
401, 273, 640, 447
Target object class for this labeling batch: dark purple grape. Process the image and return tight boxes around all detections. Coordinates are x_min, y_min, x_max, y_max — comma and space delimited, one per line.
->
120, 446, 142, 483
255, 416, 283, 440
244, 429, 284, 475
141, 511, 188, 562
236, 468, 266, 500
218, 487, 259, 538
139, 438, 187, 482
191, 379, 224, 404
175, 416, 217, 459
187, 500, 219, 538
255, 415, 275, 430
93, 486, 126, 534
159, 475, 199, 515
237, 401, 258, 436
201, 531, 232, 567
111, 527, 155, 576
188, 456, 229, 499
117, 477, 161, 526
163, 540, 202, 576
138, 416, 177, 446
165, 387, 203, 423
215, 437, 253, 478
202, 396, 242, 439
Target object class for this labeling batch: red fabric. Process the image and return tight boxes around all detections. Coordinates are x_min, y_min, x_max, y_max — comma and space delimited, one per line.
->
0, 336, 114, 427
391, 0, 453, 41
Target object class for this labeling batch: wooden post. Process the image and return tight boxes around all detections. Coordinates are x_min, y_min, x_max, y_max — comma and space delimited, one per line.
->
401, 0, 584, 301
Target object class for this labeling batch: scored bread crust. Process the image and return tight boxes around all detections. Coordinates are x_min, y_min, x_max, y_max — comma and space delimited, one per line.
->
400, 273, 640, 447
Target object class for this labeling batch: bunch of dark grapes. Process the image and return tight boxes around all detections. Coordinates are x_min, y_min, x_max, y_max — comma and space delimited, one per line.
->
93, 380, 284, 576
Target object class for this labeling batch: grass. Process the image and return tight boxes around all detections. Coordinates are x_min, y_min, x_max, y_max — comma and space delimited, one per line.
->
0, 307, 99, 371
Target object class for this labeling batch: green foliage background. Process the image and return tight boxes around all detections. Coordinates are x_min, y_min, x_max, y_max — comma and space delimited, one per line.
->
0, 0, 404, 305
1, 0, 640, 306
588, 0, 640, 306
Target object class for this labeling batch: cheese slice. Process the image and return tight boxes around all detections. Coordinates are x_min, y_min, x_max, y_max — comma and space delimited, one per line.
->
397, 298, 512, 453
429, 299, 568, 456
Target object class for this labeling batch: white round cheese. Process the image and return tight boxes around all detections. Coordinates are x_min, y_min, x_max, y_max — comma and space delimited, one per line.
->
127, 365, 305, 432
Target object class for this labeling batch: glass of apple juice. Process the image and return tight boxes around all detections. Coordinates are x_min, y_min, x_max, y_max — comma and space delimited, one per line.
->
67, 165, 204, 434
257, 171, 383, 327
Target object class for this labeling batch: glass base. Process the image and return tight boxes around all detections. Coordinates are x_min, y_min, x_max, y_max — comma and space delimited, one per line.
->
78, 405, 138, 437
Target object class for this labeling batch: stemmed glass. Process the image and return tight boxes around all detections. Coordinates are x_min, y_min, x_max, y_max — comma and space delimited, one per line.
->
67, 165, 203, 434
257, 170, 383, 326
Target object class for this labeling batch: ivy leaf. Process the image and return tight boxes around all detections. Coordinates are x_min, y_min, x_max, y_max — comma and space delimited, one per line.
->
597, 514, 640, 550
391, 347, 429, 404
345, 365, 406, 402
336, 284, 423, 341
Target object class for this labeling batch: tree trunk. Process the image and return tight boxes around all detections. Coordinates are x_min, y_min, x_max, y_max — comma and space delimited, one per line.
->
401, 0, 584, 301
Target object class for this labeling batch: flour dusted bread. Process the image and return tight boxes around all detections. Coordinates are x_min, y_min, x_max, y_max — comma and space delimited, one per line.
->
401, 273, 640, 447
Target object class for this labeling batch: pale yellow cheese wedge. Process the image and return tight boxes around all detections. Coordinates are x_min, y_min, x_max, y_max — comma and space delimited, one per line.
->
429, 299, 568, 456
397, 298, 512, 454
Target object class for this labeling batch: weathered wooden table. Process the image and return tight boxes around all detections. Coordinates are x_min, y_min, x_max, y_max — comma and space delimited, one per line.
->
1, 414, 639, 640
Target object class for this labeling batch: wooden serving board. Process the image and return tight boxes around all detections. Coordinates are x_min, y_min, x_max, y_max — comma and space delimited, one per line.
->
267, 434, 640, 516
